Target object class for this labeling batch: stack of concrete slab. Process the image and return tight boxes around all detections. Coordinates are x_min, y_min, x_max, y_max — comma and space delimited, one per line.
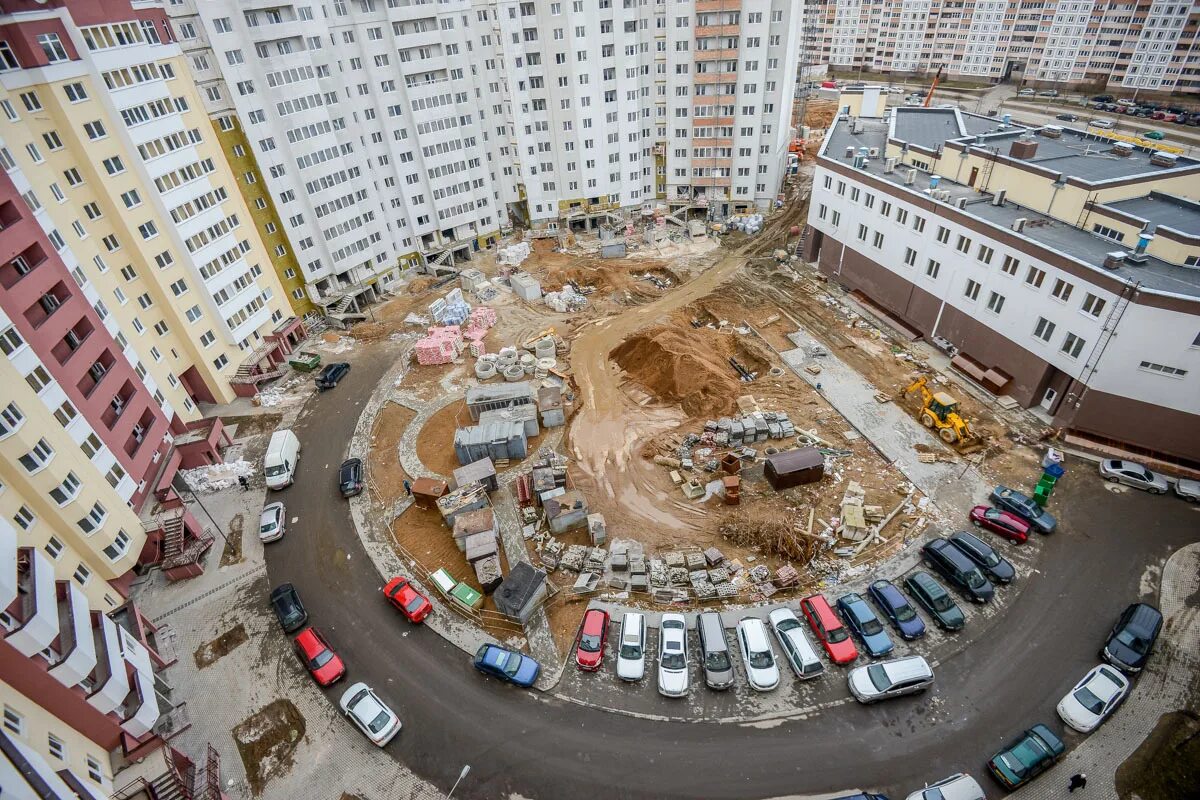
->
466, 382, 536, 421
480, 403, 540, 438
436, 483, 489, 529
510, 273, 542, 302
711, 411, 795, 446
453, 420, 528, 466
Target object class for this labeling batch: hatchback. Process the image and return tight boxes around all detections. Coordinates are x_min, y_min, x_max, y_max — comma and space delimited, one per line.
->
949, 531, 1016, 584
574, 608, 609, 672
903, 571, 965, 631
1057, 664, 1129, 732
768, 608, 825, 680
1098, 459, 1170, 494
657, 613, 689, 697
969, 505, 1029, 544
904, 773, 985, 800
269, 583, 308, 633
259, 501, 286, 543
339, 682, 401, 746
868, 580, 925, 640
847, 655, 934, 703
923, 538, 994, 603
615, 612, 646, 682
382, 576, 432, 623
293, 627, 345, 686
800, 594, 859, 664
339, 458, 364, 498
989, 486, 1056, 533
986, 724, 1064, 789
1102, 602, 1163, 672
315, 362, 350, 390
736, 617, 780, 692
837, 593, 894, 657
473, 643, 541, 687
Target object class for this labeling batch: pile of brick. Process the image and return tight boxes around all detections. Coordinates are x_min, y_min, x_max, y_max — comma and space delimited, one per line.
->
414, 325, 465, 365
462, 306, 497, 358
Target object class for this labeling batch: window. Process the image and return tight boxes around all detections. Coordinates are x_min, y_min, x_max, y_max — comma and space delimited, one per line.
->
81, 433, 102, 459
903, 247, 917, 267
26, 365, 53, 393
1138, 361, 1187, 378
872, 231, 884, 248
912, 215, 926, 233
54, 400, 76, 426
37, 33, 69, 63
105, 463, 126, 489
857, 223, 868, 241
50, 472, 82, 505
955, 235, 971, 254
13, 505, 35, 531
830, 210, 840, 226
2, 706, 22, 736
1033, 317, 1056, 343
936, 226, 950, 244
880, 200, 892, 216
1051, 279, 1073, 302
977, 245, 993, 264
102, 156, 125, 175
0, 401, 24, 437
214, 354, 229, 370
77, 502, 107, 534
987, 292, 1005, 314
964, 279, 981, 301
64, 82, 87, 103
1025, 267, 1046, 288
121, 189, 142, 208
1, 326, 25, 356
1061, 333, 1086, 358
1001, 255, 1019, 276
83, 120, 107, 140
103, 530, 131, 561
0, 41, 19, 70
1077, 293, 1105, 318
48, 734, 66, 761
19, 91, 41, 112
1092, 223, 1124, 242
86, 756, 103, 784
19, 438, 54, 473
73, 563, 92, 586
925, 259, 940, 279
45, 536, 65, 559
895, 208, 908, 225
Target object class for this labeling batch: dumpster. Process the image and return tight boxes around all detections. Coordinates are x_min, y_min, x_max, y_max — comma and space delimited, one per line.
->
288, 350, 321, 372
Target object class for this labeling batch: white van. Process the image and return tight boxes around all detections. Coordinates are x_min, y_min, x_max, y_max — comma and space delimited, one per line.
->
263, 429, 300, 490
768, 608, 825, 680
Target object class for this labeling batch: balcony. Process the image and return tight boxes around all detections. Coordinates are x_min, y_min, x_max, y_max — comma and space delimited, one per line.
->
697, 0, 741, 10
4, 548, 57, 657
47, 579, 98, 688
78, 349, 118, 399
694, 48, 739, 62
695, 24, 741, 38
87, 613, 129, 714
51, 317, 95, 366
125, 408, 157, 458
102, 380, 137, 430
22, 279, 71, 328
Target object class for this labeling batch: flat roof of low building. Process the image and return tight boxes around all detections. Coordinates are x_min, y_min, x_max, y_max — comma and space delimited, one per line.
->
1105, 193, 1200, 235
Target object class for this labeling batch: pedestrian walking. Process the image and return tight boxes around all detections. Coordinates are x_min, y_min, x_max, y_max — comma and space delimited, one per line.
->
238, 475, 250, 491
403, 479, 412, 496
1068, 773, 1087, 793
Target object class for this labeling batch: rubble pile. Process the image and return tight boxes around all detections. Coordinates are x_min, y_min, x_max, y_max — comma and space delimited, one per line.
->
543, 283, 589, 313
497, 241, 531, 267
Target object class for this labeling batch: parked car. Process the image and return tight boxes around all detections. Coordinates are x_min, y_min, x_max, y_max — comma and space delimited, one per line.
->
868, 579, 926, 640
768, 608, 825, 680
1142, 129, 1166, 141
339, 682, 401, 746
903, 571, 965, 631
969, 505, 1030, 544
904, 773, 985, 800
696, 611, 734, 690
800, 594, 859, 664
949, 531, 1016, 585
293, 627, 345, 686
338, 458, 364, 498
1017, 88, 1035, 96
837, 592, 894, 658
657, 613, 689, 697
1036, 89, 1059, 97
1116, 98, 1138, 106
315, 361, 350, 390
616, 612, 647, 682
473, 643, 541, 687
986, 724, 1065, 789
259, 501, 286, 543
382, 576, 432, 623
1091, 94, 1115, 103
990, 486, 1056, 533
574, 608, 610, 672
1102, 602, 1163, 672
1055, 113, 1079, 122
1088, 118, 1115, 129
848, 655, 934, 704
1057, 664, 1130, 732
736, 617, 781, 691
269, 583, 308, 633
1098, 459, 1170, 494
1174, 478, 1200, 503
922, 538, 995, 604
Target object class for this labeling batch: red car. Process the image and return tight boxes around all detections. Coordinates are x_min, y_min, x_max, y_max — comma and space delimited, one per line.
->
574, 608, 610, 671
800, 594, 858, 665
293, 627, 345, 686
382, 576, 432, 623
969, 505, 1030, 544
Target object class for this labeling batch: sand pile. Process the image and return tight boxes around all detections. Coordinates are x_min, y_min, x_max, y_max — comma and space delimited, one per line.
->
610, 326, 766, 417
804, 100, 838, 130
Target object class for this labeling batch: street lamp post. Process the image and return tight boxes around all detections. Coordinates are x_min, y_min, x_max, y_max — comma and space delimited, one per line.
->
447, 765, 471, 798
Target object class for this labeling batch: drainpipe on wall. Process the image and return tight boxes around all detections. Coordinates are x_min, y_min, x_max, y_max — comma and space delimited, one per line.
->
837, 240, 846, 278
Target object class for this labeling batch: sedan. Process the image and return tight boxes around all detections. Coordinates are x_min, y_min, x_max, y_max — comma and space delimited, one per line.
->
949, 531, 1016, 584
905, 773, 985, 800
868, 579, 926, 640
259, 501, 286, 543
574, 608, 609, 672
1142, 129, 1165, 140
1055, 113, 1079, 122
292, 627, 345, 686
903, 571, 965, 632
1174, 478, 1200, 503
382, 576, 432, 623
1056, 664, 1130, 732
315, 362, 350, 390
969, 505, 1030, 543
1036, 89, 1059, 97
736, 617, 780, 692
339, 682, 400, 746
1099, 459, 1170, 494
990, 485, 1056, 533
269, 583, 308, 633
338, 458, 364, 498
986, 724, 1065, 789
836, 592, 894, 658
615, 612, 646, 682
473, 643, 541, 687
657, 613, 689, 697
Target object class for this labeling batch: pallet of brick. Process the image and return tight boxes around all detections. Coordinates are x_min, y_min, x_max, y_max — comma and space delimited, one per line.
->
669, 567, 689, 586
560, 544, 588, 572
415, 336, 458, 365
704, 547, 725, 567
693, 581, 717, 600
688, 569, 709, 586
775, 564, 799, 587
630, 573, 649, 592
649, 560, 668, 587
664, 551, 686, 568
707, 567, 730, 585
716, 583, 739, 599
685, 551, 707, 570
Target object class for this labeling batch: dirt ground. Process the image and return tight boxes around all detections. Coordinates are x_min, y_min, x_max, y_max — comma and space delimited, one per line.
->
193, 622, 248, 669
415, 400, 470, 480
1116, 710, 1200, 800
220, 512, 245, 568
368, 402, 415, 506
232, 698, 306, 796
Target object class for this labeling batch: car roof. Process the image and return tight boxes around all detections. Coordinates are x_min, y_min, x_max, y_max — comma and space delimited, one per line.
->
582, 608, 607, 633
294, 628, 324, 654
739, 617, 769, 647
1123, 602, 1163, 631
882, 656, 933, 682
803, 594, 839, 621
951, 530, 989, 551
871, 580, 903, 603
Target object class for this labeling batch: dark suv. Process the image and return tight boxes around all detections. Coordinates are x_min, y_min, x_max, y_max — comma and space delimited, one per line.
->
949, 531, 1016, 584
1102, 602, 1162, 672
338, 458, 364, 497
269, 583, 308, 632
315, 362, 350, 390
922, 538, 994, 603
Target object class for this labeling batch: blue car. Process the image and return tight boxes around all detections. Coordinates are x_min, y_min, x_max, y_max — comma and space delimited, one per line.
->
867, 579, 926, 640
473, 643, 541, 687
835, 592, 894, 657
989, 485, 1056, 533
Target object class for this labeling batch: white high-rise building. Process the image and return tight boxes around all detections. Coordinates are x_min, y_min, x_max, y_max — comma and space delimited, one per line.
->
167, 0, 800, 282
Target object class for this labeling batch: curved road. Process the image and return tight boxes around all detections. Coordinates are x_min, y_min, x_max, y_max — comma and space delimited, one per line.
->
269, 339, 1198, 799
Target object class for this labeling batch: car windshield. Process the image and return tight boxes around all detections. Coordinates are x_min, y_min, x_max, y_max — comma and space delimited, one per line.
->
404, 595, 426, 614
502, 653, 524, 677
894, 603, 916, 622
1073, 686, 1105, 715
661, 650, 685, 670
310, 650, 334, 669
265, 465, 286, 477
579, 633, 601, 653
748, 649, 773, 669
985, 509, 1001, 520
369, 710, 392, 733
260, 520, 277, 533
704, 650, 730, 672
1005, 740, 1047, 774
620, 642, 642, 660
861, 618, 884, 636
827, 626, 849, 643
1115, 629, 1148, 653
867, 664, 892, 691
979, 551, 1001, 567
963, 570, 986, 589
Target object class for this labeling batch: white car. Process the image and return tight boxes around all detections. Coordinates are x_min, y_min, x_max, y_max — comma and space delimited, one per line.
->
339, 682, 401, 746
1056, 664, 1130, 733
1174, 478, 1200, 503
615, 612, 646, 682
848, 656, 934, 703
1088, 118, 1115, 129
736, 618, 780, 692
259, 502, 286, 543
1099, 459, 1170, 494
657, 613, 689, 697
905, 773, 985, 800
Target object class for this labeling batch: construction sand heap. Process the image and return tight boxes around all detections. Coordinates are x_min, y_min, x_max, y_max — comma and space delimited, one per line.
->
610, 325, 768, 418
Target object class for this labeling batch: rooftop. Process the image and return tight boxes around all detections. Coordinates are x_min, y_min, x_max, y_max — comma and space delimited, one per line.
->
1105, 192, 1200, 236
822, 113, 1200, 298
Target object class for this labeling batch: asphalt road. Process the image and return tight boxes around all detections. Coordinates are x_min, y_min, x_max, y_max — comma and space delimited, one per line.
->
265, 344, 1200, 799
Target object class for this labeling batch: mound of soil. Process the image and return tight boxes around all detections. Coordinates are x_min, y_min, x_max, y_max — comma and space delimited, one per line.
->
193, 623, 248, 669
610, 325, 768, 417
233, 698, 306, 796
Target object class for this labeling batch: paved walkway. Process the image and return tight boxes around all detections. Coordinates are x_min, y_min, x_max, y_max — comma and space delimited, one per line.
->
1014, 541, 1200, 800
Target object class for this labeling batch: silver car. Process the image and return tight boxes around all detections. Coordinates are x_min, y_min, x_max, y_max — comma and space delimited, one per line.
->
1098, 459, 1170, 494
657, 613, 689, 697
1174, 478, 1200, 503
848, 655, 934, 703
259, 502, 286, 542
905, 773, 985, 800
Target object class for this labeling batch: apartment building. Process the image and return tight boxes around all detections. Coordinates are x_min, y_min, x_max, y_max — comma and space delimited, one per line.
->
806, 0, 1200, 96
802, 106, 1200, 464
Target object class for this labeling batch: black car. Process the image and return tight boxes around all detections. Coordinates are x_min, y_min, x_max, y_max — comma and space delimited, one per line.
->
1055, 113, 1079, 122
903, 571, 965, 631
315, 362, 350, 390
1102, 602, 1163, 673
949, 531, 1016, 584
270, 583, 308, 632
1091, 94, 1114, 103
922, 538, 994, 604
338, 458, 364, 498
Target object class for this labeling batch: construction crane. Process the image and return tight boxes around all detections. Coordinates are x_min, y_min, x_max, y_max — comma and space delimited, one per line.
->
901, 375, 981, 449
922, 65, 945, 108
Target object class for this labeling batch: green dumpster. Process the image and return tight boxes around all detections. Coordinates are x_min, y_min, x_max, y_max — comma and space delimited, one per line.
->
450, 582, 483, 611
288, 350, 321, 372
